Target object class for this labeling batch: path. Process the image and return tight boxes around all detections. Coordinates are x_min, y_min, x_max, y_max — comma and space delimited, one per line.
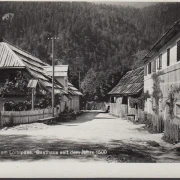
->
0, 111, 180, 162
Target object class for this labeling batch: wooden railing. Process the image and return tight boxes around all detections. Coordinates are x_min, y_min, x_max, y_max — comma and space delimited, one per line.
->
0, 98, 82, 128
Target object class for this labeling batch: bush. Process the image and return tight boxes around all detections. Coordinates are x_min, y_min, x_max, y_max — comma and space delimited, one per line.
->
4, 100, 31, 111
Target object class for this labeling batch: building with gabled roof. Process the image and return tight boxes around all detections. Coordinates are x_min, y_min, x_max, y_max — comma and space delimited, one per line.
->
108, 67, 144, 119
68, 82, 83, 96
43, 65, 69, 91
0, 39, 67, 94
108, 67, 144, 96
0, 39, 68, 111
43, 65, 83, 111
143, 18, 180, 122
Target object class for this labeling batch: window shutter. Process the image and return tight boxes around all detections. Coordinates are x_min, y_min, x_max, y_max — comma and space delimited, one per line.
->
177, 40, 180, 62
167, 48, 170, 66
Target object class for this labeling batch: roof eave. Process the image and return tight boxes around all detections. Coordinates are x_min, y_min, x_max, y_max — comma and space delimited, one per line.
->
0, 67, 26, 69
143, 19, 180, 63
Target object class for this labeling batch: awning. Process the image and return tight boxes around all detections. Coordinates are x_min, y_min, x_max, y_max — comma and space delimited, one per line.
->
27, 79, 38, 88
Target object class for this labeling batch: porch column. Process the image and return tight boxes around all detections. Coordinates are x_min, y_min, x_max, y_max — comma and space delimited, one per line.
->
32, 88, 34, 110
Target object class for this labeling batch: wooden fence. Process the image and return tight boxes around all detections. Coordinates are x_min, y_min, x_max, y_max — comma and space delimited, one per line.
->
138, 109, 145, 121
109, 103, 127, 118
86, 102, 107, 111
108, 102, 180, 142
0, 108, 58, 128
0, 98, 82, 129
109, 103, 165, 133
146, 113, 164, 133
96, 102, 107, 111
109, 103, 146, 120
164, 120, 180, 143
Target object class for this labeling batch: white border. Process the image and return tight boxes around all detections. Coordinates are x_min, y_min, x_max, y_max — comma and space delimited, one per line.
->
0, 162, 180, 178
1, 0, 180, 178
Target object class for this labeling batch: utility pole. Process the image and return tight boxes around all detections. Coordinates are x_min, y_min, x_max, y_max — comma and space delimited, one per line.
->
79, 71, 81, 90
48, 37, 56, 117
52, 37, 55, 117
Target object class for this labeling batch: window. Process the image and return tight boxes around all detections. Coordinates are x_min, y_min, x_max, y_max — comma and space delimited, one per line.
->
167, 48, 170, 66
9, 73, 17, 82
156, 58, 159, 70
0, 75, 8, 84
176, 103, 180, 117
177, 40, 180, 62
152, 59, 156, 72
144, 65, 147, 76
148, 62, 151, 74
159, 54, 162, 70
122, 96, 128, 105
64, 79, 68, 87
110, 96, 115, 103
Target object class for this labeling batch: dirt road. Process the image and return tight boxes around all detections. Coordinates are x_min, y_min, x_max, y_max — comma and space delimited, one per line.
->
0, 111, 180, 162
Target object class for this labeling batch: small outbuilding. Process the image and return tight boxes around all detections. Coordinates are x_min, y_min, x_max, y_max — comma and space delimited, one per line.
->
43, 65, 83, 112
108, 66, 144, 119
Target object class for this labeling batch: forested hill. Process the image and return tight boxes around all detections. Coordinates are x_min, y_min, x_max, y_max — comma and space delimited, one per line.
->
1, 2, 180, 101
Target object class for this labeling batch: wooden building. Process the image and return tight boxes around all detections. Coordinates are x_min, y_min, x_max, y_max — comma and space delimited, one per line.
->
43, 65, 83, 112
143, 19, 180, 121
108, 67, 144, 119
0, 39, 77, 111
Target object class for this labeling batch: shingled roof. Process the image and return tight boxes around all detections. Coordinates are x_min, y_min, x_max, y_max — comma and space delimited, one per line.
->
43, 65, 82, 96
108, 67, 144, 96
68, 82, 83, 96
143, 19, 180, 63
0, 39, 67, 95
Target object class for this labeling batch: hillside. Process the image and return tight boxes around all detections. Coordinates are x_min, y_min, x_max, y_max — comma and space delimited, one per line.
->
1, 2, 180, 101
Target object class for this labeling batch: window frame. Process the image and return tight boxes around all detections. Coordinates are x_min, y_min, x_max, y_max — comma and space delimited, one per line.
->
177, 40, 180, 62
152, 59, 156, 72
167, 48, 170, 66
64, 78, 68, 88
159, 54, 162, 70
148, 61, 151, 74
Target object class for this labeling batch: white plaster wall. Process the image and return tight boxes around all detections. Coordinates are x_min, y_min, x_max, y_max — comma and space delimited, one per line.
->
144, 31, 180, 114
145, 31, 180, 74
56, 77, 65, 87
116, 97, 122, 104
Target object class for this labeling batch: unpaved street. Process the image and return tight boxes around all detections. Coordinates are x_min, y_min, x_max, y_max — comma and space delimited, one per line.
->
0, 111, 180, 163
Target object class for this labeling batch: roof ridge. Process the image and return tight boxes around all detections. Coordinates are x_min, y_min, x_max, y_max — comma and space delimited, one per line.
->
2, 38, 37, 58
129, 67, 144, 72
128, 66, 144, 72
2, 38, 48, 65
143, 18, 180, 61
